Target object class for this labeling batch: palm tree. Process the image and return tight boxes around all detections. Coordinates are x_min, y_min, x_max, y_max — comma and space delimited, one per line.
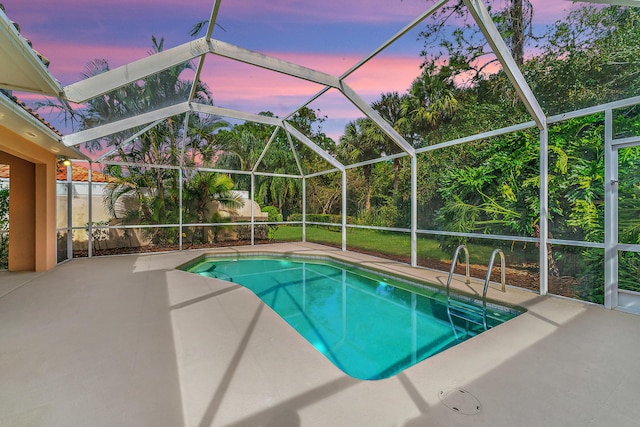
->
337, 118, 387, 213
216, 129, 263, 171
372, 92, 413, 192
79, 36, 234, 246
72, 35, 226, 170
178, 110, 229, 168
182, 172, 243, 243
399, 64, 459, 145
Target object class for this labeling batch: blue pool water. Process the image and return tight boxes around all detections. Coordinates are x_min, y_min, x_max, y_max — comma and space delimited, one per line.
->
183, 255, 522, 380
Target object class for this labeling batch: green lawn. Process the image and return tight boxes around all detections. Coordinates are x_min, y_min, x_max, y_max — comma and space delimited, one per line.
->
272, 225, 518, 264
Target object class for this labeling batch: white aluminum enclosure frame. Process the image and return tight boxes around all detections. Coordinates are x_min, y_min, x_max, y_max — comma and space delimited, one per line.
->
63, 94, 640, 314
49, 0, 640, 313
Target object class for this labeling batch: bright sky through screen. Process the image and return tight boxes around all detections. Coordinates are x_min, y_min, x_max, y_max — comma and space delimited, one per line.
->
4, 0, 580, 140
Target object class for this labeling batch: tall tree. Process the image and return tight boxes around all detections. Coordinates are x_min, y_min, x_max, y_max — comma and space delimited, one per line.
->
337, 118, 387, 213
72, 36, 237, 245
420, 0, 533, 74
215, 108, 334, 219
507, 0, 526, 66
372, 92, 410, 192
528, 5, 640, 114
399, 64, 460, 146
182, 171, 242, 243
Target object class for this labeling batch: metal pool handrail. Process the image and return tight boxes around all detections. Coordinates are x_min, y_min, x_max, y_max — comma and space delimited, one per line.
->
447, 246, 506, 332
483, 248, 506, 304
446, 244, 470, 300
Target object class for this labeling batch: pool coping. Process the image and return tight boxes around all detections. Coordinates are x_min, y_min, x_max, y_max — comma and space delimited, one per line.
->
177, 250, 527, 317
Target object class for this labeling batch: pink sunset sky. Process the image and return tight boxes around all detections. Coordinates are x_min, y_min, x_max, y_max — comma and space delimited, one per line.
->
4, 0, 588, 140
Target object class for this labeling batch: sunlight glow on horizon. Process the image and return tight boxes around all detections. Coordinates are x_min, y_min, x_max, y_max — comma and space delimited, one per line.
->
4, 0, 587, 141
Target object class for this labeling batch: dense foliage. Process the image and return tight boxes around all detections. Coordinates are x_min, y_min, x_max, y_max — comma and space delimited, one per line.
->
55, 4, 639, 302
313, 4, 639, 302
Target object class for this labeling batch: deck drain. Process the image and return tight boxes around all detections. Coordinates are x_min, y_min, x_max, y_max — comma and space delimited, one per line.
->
438, 389, 481, 415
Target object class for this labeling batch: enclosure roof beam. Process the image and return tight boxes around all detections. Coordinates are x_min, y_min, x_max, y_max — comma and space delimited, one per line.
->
188, 56, 206, 104
64, 36, 340, 105
464, 0, 546, 129
340, 81, 416, 156
345, 152, 408, 170
63, 101, 285, 148
208, 39, 341, 88
285, 130, 305, 177
187, 2, 221, 104
62, 102, 190, 146
283, 121, 345, 171
547, 94, 640, 124
63, 39, 210, 103
306, 168, 341, 179
285, 0, 449, 121
191, 103, 283, 126
416, 120, 538, 154
94, 118, 165, 162
341, 0, 449, 80
206, 1, 222, 41
253, 127, 281, 173
284, 87, 331, 121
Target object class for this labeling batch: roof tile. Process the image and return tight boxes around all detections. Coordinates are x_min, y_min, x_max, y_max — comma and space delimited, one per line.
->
0, 163, 116, 183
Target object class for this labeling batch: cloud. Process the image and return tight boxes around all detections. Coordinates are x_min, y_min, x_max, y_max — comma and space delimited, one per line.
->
30, 41, 151, 85
199, 51, 423, 117
342, 55, 424, 98
31, 39, 424, 138
6, 0, 607, 144
198, 50, 424, 141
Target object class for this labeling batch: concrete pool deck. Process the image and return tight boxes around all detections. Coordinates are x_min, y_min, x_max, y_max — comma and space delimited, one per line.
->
1, 242, 639, 426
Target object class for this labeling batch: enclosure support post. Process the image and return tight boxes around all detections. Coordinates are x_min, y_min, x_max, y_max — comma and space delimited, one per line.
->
88, 164, 93, 258
342, 171, 347, 251
251, 173, 255, 246
411, 155, 417, 267
178, 168, 183, 251
539, 126, 549, 295
604, 109, 618, 309
302, 176, 306, 243
66, 163, 73, 261
464, 0, 545, 129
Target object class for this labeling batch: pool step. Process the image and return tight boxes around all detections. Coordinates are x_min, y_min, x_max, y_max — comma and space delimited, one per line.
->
445, 245, 508, 333
447, 299, 487, 329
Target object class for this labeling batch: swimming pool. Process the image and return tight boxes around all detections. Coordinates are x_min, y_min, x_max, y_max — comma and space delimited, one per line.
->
182, 254, 523, 380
